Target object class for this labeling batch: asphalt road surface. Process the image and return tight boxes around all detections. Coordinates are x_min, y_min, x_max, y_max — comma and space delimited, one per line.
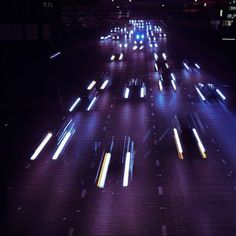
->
4, 20, 236, 236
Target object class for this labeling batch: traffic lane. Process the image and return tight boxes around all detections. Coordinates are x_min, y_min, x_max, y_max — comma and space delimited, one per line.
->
6, 90, 116, 236
78, 96, 170, 235
161, 149, 236, 235
156, 111, 236, 236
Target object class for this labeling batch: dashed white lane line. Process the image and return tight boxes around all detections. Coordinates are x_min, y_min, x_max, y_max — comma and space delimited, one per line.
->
162, 225, 167, 236
81, 189, 87, 199
211, 138, 215, 143
143, 129, 151, 142
107, 114, 111, 119
156, 160, 160, 167
68, 227, 74, 236
158, 128, 169, 142
158, 186, 163, 195
103, 126, 106, 131
144, 150, 151, 158
222, 159, 226, 165
25, 164, 31, 169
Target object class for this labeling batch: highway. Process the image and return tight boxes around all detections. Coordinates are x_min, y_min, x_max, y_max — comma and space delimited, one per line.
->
5, 20, 236, 236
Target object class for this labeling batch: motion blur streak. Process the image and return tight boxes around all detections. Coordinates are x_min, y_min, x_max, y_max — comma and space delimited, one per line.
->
195, 87, 206, 101
192, 128, 207, 158
123, 152, 131, 187
69, 97, 81, 112
86, 97, 97, 111
171, 80, 177, 91
173, 128, 184, 159
50, 51, 61, 59
124, 88, 130, 99
140, 87, 145, 98
162, 53, 167, 60
155, 63, 158, 72
100, 80, 109, 90
159, 80, 163, 91
216, 89, 226, 100
183, 62, 190, 70
30, 132, 53, 160
97, 153, 111, 188
52, 131, 72, 160
171, 73, 176, 81
87, 81, 96, 90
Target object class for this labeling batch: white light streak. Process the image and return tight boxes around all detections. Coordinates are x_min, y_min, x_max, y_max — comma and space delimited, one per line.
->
30, 132, 53, 160
222, 38, 236, 41
124, 87, 130, 99
50, 51, 61, 59
183, 62, 190, 70
155, 63, 158, 72
140, 86, 146, 98
119, 53, 123, 60
97, 153, 111, 188
216, 89, 226, 100
100, 79, 109, 90
173, 128, 183, 159
192, 128, 207, 158
69, 97, 81, 112
195, 63, 200, 69
171, 79, 177, 91
110, 55, 115, 61
87, 97, 97, 111
123, 152, 131, 187
159, 80, 163, 91
162, 53, 167, 60
87, 80, 96, 90
171, 73, 176, 81
195, 87, 206, 101
52, 131, 71, 160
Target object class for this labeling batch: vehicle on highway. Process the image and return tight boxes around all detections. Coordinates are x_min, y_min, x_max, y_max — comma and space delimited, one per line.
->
70, 87, 98, 112
110, 52, 123, 61
195, 83, 226, 102
173, 113, 207, 159
123, 78, 147, 100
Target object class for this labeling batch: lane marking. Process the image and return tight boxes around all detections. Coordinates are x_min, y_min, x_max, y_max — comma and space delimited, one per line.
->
162, 225, 167, 236
211, 138, 215, 143
144, 150, 151, 158
143, 129, 151, 142
222, 159, 226, 165
68, 228, 74, 236
156, 160, 160, 166
81, 189, 87, 199
25, 164, 31, 169
158, 128, 169, 142
158, 186, 163, 195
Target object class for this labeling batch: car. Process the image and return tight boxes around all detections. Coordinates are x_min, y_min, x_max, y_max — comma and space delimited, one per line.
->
110, 52, 123, 61
70, 87, 98, 112
195, 83, 226, 102
123, 79, 147, 100
173, 113, 207, 159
